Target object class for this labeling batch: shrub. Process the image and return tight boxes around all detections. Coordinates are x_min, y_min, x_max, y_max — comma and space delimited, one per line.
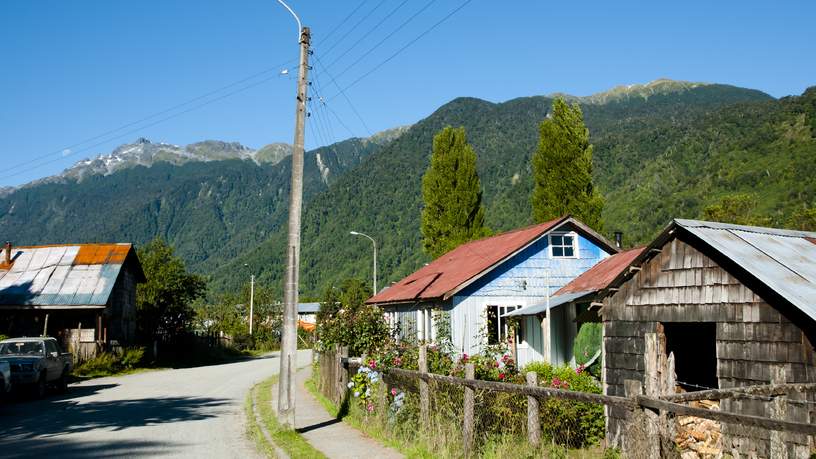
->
522, 361, 605, 448
120, 347, 145, 369
316, 278, 390, 355
74, 347, 147, 376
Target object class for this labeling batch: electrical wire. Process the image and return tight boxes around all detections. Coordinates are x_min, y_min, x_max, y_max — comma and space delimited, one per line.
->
322, 0, 411, 72
4, 59, 298, 175
313, 53, 372, 136
319, 0, 387, 58
0, 72, 290, 181
316, 0, 368, 46
329, 0, 437, 82
328, 0, 473, 100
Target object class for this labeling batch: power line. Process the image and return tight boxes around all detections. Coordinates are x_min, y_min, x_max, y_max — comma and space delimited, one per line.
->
329, 0, 473, 100
317, 0, 368, 46
329, 0, 437, 83
322, 0, 411, 72
1, 72, 288, 181
313, 53, 372, 136
4, 59, 297, 175
320, 0, 387, 58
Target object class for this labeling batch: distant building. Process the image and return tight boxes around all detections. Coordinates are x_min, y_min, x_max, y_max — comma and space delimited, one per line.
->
596, 219, 816, 457
298, 302, 320, 325
0, 243, 145, 359
367, 216, 619, 367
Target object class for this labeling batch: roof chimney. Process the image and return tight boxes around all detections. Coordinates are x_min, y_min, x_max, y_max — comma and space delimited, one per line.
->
4, 242, 11, 265
613, 231, 623, 249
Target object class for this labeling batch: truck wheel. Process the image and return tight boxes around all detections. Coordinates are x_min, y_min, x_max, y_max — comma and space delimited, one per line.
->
34, 372, 47, 399
57, 370, 68, 394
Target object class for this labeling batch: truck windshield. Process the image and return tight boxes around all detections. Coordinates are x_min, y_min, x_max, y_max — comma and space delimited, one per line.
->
0, 341, 45, 356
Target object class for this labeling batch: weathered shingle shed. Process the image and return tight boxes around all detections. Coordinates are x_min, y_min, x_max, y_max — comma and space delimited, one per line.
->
0, 243, 145, 357
599, 219, 816, 457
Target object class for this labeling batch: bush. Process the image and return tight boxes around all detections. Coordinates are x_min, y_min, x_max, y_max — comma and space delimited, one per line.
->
74, 347, 146, 377
522, 361, 605, 447
120, 347, 145, 369
316, 278, 390, 355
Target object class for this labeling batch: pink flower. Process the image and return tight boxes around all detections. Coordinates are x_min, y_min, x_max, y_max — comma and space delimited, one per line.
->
493, 361, 499, 368
552, 377, 561, 388
368, 359, 377, 369
367, 403, 374, 412
391, 387, 398, 396
461, 353, 469, 363
576, 365, 585, 375
394, 357, 402, 366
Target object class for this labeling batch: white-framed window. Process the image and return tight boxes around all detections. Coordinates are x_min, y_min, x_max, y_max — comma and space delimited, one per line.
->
486, 305, 521, 345
549, 232, 578, 258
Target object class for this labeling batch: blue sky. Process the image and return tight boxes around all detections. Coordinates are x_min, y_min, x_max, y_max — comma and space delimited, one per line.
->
1, 0, 814, 186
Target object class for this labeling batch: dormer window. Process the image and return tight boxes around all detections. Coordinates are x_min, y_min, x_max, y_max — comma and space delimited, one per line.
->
549, 232, 577, 258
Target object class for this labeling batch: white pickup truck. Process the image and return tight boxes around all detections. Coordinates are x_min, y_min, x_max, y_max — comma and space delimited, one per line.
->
0, 337, 73, 398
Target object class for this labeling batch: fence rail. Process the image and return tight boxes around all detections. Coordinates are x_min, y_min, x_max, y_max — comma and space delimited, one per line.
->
318, 346, 815, 457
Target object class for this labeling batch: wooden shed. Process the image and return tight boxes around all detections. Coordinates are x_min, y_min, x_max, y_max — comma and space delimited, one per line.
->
598, 219, 815, 458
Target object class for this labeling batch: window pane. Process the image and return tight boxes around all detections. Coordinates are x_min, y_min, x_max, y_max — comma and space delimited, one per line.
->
552, 235, 563, 245
563, 235, 573, 246
564, 246, 574, 257
553, 246, 564, 257
487, 306, 498, 345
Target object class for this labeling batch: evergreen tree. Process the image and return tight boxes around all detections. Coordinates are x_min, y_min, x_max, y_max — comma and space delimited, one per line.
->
531, 98, 604, 230
421, 126, 489, 258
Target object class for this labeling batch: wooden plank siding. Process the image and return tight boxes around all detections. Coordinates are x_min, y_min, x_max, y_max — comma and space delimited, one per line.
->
602, 237, 816, 458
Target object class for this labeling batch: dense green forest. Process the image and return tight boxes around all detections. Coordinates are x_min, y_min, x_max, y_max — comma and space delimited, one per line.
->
1, 81, 814, 299
0, 133, 397, 274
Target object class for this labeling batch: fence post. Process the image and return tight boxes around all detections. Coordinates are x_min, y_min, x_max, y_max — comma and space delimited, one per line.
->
526, 371, 541, 447
419, 345, 430, 427
338, 346, 349, 406
770, 365, 788, 459
463, 362, 475, 457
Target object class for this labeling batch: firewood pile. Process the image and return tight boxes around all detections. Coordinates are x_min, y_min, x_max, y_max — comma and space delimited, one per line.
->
676, 400, 722, 459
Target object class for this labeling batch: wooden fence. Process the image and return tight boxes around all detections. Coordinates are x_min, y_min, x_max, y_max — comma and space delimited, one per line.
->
316, 345, 816, 458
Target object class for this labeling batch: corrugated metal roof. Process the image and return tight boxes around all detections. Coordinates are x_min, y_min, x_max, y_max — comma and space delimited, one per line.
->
298, 302, 320, 314
0, 243, 138, 308
503, 290, 595, 317
675, 219, 816, 322
555, 247, 645, 295
368, 216, 619, 305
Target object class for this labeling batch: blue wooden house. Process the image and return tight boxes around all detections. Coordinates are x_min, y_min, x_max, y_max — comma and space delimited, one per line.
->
367, 216, 618, 366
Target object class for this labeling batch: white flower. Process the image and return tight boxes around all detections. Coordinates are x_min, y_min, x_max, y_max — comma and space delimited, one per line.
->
347, 382, 354, 388
354, 391, 360, 397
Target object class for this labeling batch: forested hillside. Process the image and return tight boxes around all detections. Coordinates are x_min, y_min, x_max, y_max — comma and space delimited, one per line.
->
3, 80, 813, 299
0, 131, 402, 273
220, 82, 811, 295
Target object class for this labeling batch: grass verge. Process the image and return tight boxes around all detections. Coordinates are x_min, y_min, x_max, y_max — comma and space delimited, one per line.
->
246, 375, 326, 459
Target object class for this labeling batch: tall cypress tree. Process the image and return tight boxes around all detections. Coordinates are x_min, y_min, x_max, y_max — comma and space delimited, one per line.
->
421, 126, 488, 258
531, 97, 604, 230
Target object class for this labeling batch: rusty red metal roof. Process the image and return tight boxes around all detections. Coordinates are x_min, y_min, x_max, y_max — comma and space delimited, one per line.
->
555, 247, 645, 296
368, 217, 570, 305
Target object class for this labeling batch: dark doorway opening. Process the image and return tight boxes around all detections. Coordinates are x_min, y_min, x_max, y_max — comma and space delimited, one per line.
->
663, 322, 718, 391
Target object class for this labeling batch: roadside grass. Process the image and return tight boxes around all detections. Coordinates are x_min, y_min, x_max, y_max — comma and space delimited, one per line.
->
246, 375, 326, 459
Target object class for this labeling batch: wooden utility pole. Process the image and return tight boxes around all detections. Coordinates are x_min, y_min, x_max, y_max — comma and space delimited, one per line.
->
277, 24, 310, 429
249, 274, 255, 335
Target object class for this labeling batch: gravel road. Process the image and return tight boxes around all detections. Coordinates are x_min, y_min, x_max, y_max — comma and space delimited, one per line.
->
0, 350, 311, 458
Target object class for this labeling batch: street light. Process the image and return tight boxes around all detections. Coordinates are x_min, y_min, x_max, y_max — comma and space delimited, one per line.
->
350, 231, 377, 294
243, 263, 255, 336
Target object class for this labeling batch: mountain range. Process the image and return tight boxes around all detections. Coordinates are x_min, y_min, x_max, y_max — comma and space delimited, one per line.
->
0, 79, 813, 298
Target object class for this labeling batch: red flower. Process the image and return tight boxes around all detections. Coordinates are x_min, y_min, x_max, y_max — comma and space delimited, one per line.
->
460, 353, 469, 363
498, 373, 506, 380
368, 359, 377, 369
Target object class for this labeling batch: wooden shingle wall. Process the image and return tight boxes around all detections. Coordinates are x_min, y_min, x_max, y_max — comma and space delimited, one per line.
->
603, 238, 816, 457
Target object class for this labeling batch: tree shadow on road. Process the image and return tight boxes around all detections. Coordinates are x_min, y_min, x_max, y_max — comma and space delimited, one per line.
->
0, 389, 230, 454
0, 437, 183, 458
